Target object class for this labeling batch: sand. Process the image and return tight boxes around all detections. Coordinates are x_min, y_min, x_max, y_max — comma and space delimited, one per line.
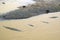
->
0, 0, 36, 14
0, 0, 60, 40
0, 12, 60, 40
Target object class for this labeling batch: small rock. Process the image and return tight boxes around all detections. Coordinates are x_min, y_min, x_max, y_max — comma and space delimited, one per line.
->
45, 10, 50, 13
41, 21, 49, 24
28, 24, 34, 27
22, 6, 26, 8
2, 2, 5, 4
50, 16, 58, 18
3, 26, 22, 32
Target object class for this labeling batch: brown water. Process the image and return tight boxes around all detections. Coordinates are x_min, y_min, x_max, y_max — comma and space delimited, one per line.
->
0, 12, 60, 40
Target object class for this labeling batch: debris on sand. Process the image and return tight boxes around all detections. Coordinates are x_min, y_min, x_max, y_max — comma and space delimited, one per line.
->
41, 21, 49, 24
2, 2, 5, 4
3, 26, 22, 32
28, 24, 34, 27
50, 16, 58, 18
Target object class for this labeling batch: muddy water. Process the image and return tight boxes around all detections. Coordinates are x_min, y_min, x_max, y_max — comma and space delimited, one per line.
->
0, 12, 60, 40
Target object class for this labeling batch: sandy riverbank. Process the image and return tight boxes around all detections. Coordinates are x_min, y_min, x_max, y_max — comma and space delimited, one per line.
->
0, 12, 60, 40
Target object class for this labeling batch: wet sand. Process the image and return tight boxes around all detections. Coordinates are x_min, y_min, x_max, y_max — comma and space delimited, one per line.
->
0, 12, 60, 40
0, 0, 36, 14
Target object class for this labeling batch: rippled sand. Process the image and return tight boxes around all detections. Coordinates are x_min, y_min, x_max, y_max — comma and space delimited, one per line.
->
0, 12, 60, 40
